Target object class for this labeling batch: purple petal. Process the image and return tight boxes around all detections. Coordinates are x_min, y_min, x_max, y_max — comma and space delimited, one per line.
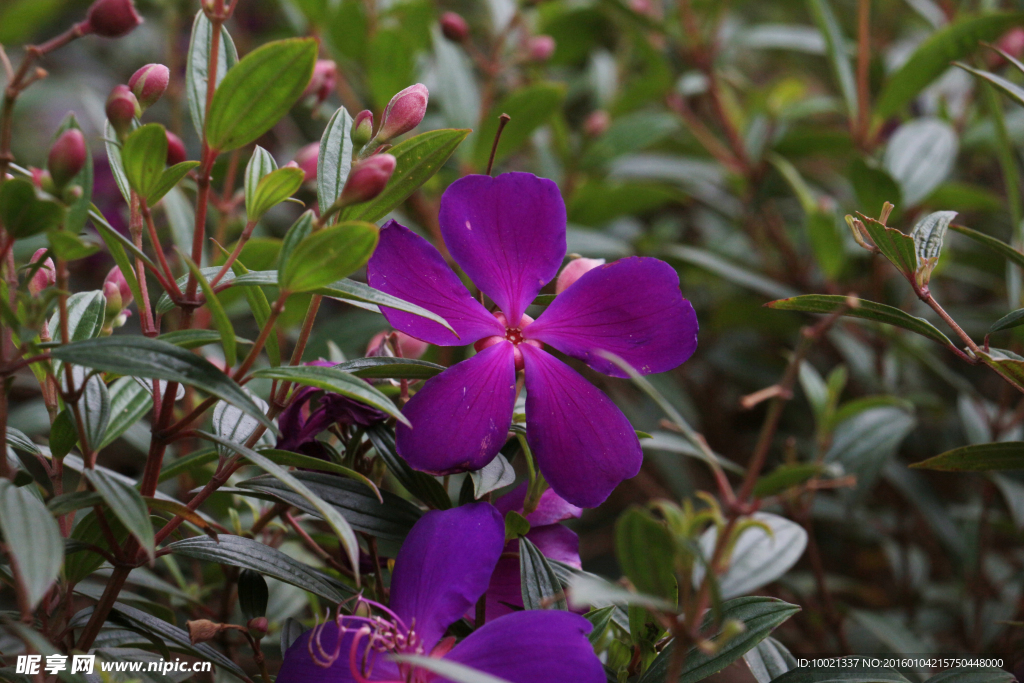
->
528, 524, 581, 568
396, 342, 516, 474
444, 611, 604, 683
521, 346, 642, 508
483, 525, 582, 622
494, 482, 582, 527
390, 502, 505, 650
525, 257, 698, 377
439, 173, 566, 325
276, 618, 399, 683
367, 219, 503, 346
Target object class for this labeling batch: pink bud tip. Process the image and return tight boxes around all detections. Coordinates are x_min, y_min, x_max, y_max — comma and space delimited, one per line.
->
28, 249, 56, 296
555, 257, 604, 294
293, 142, 320, 183
303, 60, 338, 106
340, 154, 396, 206
128, 63, 169, 110
165, 131, 187, 166
30, 168, 51, 191
104, 266, 133, 308
83, 0, 142, 38
47, 129, 87, 189
247, 617, 269, 639
366, 330, 428, 359
440, 12, 470, 42
105, 85, 138, 137
377, 84, 429, 142
527, 35, 556, 62
352, 109, 374, 146
584, 110, 611, 137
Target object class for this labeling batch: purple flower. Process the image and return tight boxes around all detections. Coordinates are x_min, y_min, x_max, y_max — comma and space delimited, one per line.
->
276, 503, 604, 683
277, 361, 387, 459
366, 172, 698, 507
483, 483, 583, 621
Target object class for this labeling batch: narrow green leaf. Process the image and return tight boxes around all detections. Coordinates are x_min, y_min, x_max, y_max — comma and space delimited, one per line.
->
752, 464, 823, 498
182, 253, 237, 367
766, 294, 952, 346
340, 128, 471, 222
47, 491, 105, 516
185, 10, 239, 137
333, 356, 445, 380
807, 0, 857, 119
978, 349, 1024, 394
278, 221, 379, 293
248, 167, 304, 220
0, 178, 64, 238
277, 210, 315, 279
251, 364, 407, 426
520, 536, 568, 611
255, 449, 381, 501
148, 161, 200, 204
79, 372, 111, 452
664, 245, 800, 299
92, 213, 146, 314
911, 441, 1024, 472
316, 278, 456, 333
770, 665, 911, 683
205, 38, 318, 152
0, 480, 63, 610
616, 508, 677, 601
85, 469, 155, 558
104, 120, 131, 203
158, 329, 235, 349
988, 308, 1024, 335
232, 257, 280, 367
317, 106, 354, 216
49, 337, 273, 431
121, 124, 168, 200
6, 427, 40, 454
950, 223, 1024, 270
366, 425, 451, 510
244, 146, 278, 210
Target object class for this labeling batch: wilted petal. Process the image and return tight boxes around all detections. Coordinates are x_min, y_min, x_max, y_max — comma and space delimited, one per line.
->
276, 619, 398, 683
367, 220, 503, 346
390, 503, 505, 650
439, 173, 566, 325
444, 611, 604, 683
521, 345, 642, 508
397, 342, 516, 474
525, 257, 698, 377
494, 482, 582, 527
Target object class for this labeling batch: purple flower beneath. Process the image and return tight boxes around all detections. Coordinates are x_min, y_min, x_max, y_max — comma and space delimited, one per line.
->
367, 172, 699, 507
277, 360, 387, 459
275, 503, 604, 683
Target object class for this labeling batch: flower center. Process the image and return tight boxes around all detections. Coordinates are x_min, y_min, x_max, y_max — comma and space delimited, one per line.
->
505, 326, 524, 345
473, 313, 541, 371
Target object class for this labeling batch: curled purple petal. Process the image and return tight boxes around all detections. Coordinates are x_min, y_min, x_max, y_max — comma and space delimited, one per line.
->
396, 343, 516, 474
444, 610, 604, 683
521, 345, 642, 508
525, 256, 698, 378
439, 173, 566, 325
493, 482, 581, 527
367, 219, 504, 346
390, 502, 505, 650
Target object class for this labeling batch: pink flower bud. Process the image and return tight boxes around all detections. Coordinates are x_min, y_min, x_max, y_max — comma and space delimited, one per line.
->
377, 84, 428, 142
352, 109, 374, 147
82, 0, 143, 38
47, 129, 87, 189
527, 35, 556, 62
339, 154, 396, 206
128, 63, 169, 110
293, 142, 320, 183
440, 12, 470, 42
103, 280, 122, 313
166, 131, 187, 166
30, 168, 52, 191
27, 249, 56, 296
303, 60, 337, 106
104, 266, 133, 308
584, 110, 610, 137
989, 28, 1024, 68
366, 330, 428, 359
555, 257, 604, 294
106, 85, 138, 138
247, 617, 269, 639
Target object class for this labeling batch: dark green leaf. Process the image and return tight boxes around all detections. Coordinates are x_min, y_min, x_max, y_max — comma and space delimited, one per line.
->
807, 0, 856, 119
616, 508, 676, 600
316, 278, 456, 332
182, 253, 237, 367
911, 441, 1024, 472
251, 364, 406, 425
103, 120, 131, 203
0, 479, 63, 610
185, 10, 239, 137
48, 231, 99, 261
861, 219, 917, 277
148, 161, 200, 204
79, 372, 111, 452
317, 106, 354, 216
278, 221, 379, 293
988, 308, 1024, 335
520, 536, 568, 610
770, 665, 910, 683
333, 356, 445, 380
157, 329, 234, 349
766, 295, 952, 346
238, 569, 269, 621
121, 124, 168, 200
473, 83, 566, 166
366, 425, 451, 510
85, 469, 154, 558
5, 427, 40, 455
64, 509, 127, 584
950, 223, 1024, 270
205, 38, 319, 152
340, 128, 470, 222
0, 178, 64, 238
248, 167, 304, 220
752, 463, 823, 497
49, 409, 77, 460
255, 449, 380, 500
47, 491, 104, 516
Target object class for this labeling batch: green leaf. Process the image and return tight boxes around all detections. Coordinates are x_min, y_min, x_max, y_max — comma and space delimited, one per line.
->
770, 665, 910, 683
883, 118, 958, 207
0, 479, 63, 610
148, 161, 200, 204
182, 253, 237, 367
49, 410, 77, 460
988, 308, 1024, 335
316, 278, 456, 333
366, 425, 451, 510
828, 406, 916, 494
277, 210, 315, 278
389, 656, 511, 683
807, 0, 856, 119
157, 329, 234, 349
472, 453, 516, 498
49, 337, 273, 431
876, 13, 1024, 117
103, 120, 131, 203
0, 178, 64, 238
6, 427, 40, 455
85, 468, 155, 559
92, 213, 145, 313
911, 441, 1024, 472
166, 534, 352, 603
212, 390, 267, 458
244, 146, 278, 210
520, 535, 568, 611
766, 295, 952, 346
198, 431, 361, 580
185, 10, 239, 137
744, 637, 798, 683
205, 38, 318, 152
238, 569, 269, 621
278, 221, 379, 293
752, 463, 823, 498
978, 349, 1024, 394
504, 510, 530, 541
228, 255, 280, 366
473, 83, 566, 167
254, 449, 380, 501
47, 491, 104, 516
121, 124, 168, 200
861, 219, 918, 277
49, 290, 107, 344
616, 508, 676, 600
664, 245, 800, 299
340, 128, 471, 222
237, 471, 421, 542
333, 356, 445, 380
64, 509, 127, 583
959, 61, 1024, 111
48, 231, 99, 261
248, 167, 304, 220
567, 571, 678, 614
950, 223, 1024, 270
317, 106, 354, 216
251, 364, 407, 426
638, 597, 801, 683
79, 371, 111, 452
